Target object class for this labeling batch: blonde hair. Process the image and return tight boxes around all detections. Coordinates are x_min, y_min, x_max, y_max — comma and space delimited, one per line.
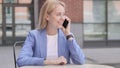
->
39, 0, 65, 29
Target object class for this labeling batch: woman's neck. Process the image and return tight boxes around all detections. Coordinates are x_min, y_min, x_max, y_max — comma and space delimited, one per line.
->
46, 25, 57, 35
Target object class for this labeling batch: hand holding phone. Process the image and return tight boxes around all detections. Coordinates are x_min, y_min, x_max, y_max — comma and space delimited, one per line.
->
62, 19, 69, 28
62, 18, 71, 36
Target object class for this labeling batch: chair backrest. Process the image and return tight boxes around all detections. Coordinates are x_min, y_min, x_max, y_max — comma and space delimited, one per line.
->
13, 41, 24, 68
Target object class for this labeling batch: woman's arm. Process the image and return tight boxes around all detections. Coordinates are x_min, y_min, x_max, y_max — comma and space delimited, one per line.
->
60, 16, 85, 64
67, 37, 85, 64
17, 31, 45, 67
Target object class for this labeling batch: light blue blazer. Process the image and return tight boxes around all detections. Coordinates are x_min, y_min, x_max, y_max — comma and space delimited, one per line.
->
17, 29, 85, 67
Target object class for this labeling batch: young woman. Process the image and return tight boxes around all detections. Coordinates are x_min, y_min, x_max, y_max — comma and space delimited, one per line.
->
17, 0, 85, 67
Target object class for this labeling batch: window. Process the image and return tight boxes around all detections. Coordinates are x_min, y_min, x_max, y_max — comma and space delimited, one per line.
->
3, 0, 17, 3
5, 7, 13, 36
0, 5, 2, 24
84, 0, 106, 41
18, 0, 32, 4
84, 24, 106, 41
3, 0, 32, 4
108, 1, 120, 40
84, 0, 120, 46
15, 7, 31, 37
0, 3, 1, 24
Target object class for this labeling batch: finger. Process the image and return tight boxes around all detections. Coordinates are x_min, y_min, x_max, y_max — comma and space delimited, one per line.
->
59, 62, 65, 65
60, 56, 67, 64
63, 57, 67, 64
65, 16, 71, 23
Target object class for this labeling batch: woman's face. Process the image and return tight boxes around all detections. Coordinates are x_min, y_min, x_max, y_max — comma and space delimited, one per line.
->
47, 4, 65, 29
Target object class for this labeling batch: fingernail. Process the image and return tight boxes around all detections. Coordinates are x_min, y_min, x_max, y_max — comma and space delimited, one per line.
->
59, 62, 64, 65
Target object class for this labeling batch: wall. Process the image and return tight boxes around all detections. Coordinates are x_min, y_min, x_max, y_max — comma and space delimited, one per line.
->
61, 0, 83, 23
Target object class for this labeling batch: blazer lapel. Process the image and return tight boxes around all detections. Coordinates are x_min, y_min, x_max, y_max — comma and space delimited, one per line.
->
58, 29, 64, 57
39, 29, 47, 59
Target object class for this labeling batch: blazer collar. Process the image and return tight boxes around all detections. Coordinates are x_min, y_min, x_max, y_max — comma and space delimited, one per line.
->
58, 29, 65, 57
40, 29, 64, 58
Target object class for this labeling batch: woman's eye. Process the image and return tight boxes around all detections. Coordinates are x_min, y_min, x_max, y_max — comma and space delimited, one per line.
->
56, 13, 61, 16
56, 13, 64, 17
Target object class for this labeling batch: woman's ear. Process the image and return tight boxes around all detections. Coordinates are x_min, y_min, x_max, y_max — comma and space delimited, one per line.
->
46, 14, 49, 21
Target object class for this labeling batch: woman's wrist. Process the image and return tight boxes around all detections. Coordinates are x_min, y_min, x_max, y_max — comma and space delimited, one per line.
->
65, 31, 70, 36
44, 59, 57, 65
66, 34, 74, 41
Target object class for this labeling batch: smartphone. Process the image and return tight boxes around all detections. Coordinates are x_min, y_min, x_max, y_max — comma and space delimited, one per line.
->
63, 19, 69, 28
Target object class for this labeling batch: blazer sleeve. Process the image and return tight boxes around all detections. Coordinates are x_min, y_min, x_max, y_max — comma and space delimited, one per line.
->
17, 31, 45, 67
67, 35, 85, 64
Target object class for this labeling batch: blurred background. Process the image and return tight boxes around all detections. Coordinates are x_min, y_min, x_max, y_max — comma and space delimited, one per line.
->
0, 0, 120, 68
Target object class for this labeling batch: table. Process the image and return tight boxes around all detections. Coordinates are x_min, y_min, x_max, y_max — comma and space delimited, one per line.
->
20, 64, 114, 68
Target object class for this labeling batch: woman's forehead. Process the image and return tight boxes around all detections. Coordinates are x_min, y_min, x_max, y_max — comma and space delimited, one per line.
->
52, 5, 65, 13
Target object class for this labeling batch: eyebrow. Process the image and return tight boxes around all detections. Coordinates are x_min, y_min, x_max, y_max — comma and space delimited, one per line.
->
56, 11, 65, 13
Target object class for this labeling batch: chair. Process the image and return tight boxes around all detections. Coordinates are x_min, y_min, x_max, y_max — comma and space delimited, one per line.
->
13, 41, 24, 68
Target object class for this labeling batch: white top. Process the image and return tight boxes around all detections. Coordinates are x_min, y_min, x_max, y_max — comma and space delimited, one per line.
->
46, 34, 58, 60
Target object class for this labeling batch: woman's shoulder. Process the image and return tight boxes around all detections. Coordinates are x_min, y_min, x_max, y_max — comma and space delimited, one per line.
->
28, 29, 46, 35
